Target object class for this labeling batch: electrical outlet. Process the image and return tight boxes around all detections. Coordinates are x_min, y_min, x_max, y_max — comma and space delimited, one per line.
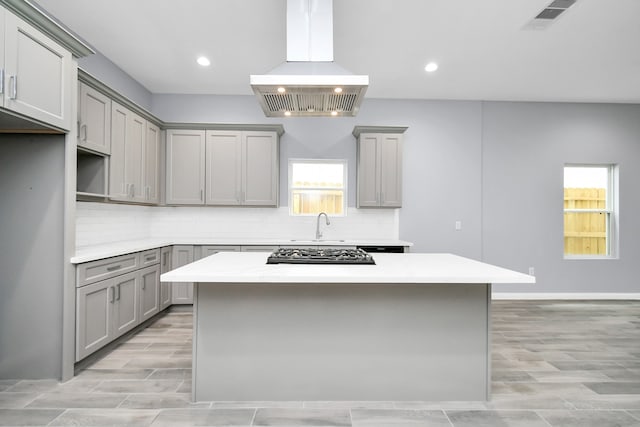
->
455, 221, 462, 231
528, 267, 535, 276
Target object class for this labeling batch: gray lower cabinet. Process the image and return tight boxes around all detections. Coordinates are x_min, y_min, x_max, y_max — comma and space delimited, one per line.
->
112, 271, 140, 337
201, 245, 241, 258
76, 249, 161, 361
75, 279, 113, 361
171, 245, 195, 304
159, 246, 172, 310
139, 265, 160, 322
76, 271, 139, 361
241, 245, 279, 252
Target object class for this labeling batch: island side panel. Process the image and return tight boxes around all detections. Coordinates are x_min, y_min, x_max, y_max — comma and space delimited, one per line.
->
194, 282, 490, 401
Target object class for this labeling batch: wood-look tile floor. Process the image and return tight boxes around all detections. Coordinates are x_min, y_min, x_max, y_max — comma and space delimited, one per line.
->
1, 301, 640, 426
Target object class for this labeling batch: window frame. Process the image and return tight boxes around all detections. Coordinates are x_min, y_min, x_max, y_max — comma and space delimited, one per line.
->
563, 164, 618, 260
288, 158, 348, 217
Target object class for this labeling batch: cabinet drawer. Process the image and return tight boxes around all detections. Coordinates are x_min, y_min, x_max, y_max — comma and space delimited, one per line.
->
140, 249, 161, 266
77, 253, 139, 287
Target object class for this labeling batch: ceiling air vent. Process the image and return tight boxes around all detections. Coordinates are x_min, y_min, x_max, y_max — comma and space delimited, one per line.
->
524, 0, 578, 30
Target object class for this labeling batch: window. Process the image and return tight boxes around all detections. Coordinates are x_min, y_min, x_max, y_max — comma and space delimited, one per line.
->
289, 160, 347, 216
563, 165, 617, 258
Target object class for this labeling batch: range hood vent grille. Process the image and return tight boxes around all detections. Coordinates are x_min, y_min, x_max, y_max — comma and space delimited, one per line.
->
255, 85, 363, 117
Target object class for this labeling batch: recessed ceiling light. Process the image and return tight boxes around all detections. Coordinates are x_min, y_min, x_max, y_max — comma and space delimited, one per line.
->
197, 56, 211, 67
424, 62, 438, 73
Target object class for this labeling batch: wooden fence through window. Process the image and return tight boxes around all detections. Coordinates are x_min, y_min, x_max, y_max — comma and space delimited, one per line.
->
564, 187, 607, 255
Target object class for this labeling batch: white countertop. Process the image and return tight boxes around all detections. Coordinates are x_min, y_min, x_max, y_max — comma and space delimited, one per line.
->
71, 238, 413, 264
160, 252, 536, 284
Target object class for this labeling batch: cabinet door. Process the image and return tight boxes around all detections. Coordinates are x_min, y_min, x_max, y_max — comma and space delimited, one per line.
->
201, 245, 241, 258
109, 101, 128, 200
139, 265, 160, 322
171, 245, 194, 304
3, 11, 72, 130
379, 134, 403, 207
126, 111, 146, 202
113, 271, 139, 338
166, 130, 205, 205
159, 247, 172, 310
144, 122, 160, 203
357, 134, 381, 207
240, 245, 279, 252
0, 9, 4, 102
242, 131, 278, 206
78, 83, 111, 154
205, 131, 242, 205
76, 279, 113, 361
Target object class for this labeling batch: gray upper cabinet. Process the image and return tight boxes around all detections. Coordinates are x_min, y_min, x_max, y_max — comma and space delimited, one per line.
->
144, 121, 160, 204
109, 101, 159, 204
243, 131, 279, 206
206, 130, 278, 206
0, 8, 72, 130
77, 82, 111, 154
166, 129, 206, 205
354, 126, 407, 208
206, 131, 242, 205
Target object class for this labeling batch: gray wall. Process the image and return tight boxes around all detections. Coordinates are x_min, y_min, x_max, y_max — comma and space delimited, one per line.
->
483, 102, 640, 294
79, 52, 153, 110
151, 94, 640, 294
0, 135, 65, 379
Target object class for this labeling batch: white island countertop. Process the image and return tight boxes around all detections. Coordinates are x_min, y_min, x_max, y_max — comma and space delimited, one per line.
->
161, 252, 535, 284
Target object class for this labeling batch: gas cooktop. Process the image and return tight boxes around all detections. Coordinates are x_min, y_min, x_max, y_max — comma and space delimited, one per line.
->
266, 248, 375, 265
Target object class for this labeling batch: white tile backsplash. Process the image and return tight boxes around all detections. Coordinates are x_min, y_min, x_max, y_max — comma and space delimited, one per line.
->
76, 202, 399, 247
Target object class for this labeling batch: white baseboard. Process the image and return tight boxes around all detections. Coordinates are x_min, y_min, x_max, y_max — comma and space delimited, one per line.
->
492, 293, 640, 300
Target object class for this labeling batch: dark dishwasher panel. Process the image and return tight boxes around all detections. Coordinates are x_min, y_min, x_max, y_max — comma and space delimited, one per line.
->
357, 245, 406, 253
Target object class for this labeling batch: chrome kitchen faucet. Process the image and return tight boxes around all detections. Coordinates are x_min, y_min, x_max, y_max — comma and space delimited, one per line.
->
315, 212, 330, 240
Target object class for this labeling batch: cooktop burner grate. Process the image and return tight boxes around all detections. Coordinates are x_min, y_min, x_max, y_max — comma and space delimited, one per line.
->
266, 247, 375, 265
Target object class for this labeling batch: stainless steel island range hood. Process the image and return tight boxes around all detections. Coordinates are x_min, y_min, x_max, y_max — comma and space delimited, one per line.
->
250, 0, 368, 117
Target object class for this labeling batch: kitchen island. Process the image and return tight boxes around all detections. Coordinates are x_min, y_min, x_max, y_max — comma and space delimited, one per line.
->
161, 252, 534, 402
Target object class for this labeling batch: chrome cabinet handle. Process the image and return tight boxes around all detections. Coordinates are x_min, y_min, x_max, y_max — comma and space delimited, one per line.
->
116, 284, 121, 301
145, 255, 155, 262
0, 69, 4, 95
109, 286, 115, 303
106, 265, 121, 272
81, 124, 88, 141
9, 75, 17, 99
142, 280, 146, 290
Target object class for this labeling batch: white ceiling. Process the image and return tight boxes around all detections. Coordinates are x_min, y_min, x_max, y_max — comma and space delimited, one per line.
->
34, 0, 640, 103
